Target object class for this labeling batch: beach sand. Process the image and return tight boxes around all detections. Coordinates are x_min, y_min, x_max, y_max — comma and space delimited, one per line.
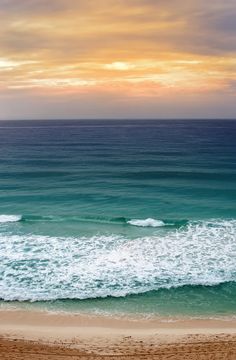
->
0, 309, 236, 359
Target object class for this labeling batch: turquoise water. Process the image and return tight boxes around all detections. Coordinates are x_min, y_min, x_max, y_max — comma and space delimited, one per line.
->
0, 119, 236, 318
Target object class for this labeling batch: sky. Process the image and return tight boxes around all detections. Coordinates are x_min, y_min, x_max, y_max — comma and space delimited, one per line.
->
0, 0, 236, 119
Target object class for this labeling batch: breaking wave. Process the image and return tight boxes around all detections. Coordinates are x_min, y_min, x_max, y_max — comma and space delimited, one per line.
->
0, 219, 236, 301
0, 215, 22, 223
0, 214, 186, 228
127, 218, 165, 227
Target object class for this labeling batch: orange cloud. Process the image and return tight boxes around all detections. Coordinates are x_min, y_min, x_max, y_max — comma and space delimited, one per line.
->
0, 0, 236, 119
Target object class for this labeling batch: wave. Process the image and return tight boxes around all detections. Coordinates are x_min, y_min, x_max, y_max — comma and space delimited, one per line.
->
0, 213, 186, 228
0, 219, 236, 301
2, 281, 235, 303
127, 218, 165, 227
0, 215, 22, 223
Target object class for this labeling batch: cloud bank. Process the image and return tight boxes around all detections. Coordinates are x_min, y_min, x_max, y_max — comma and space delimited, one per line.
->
1, 0, 236, 119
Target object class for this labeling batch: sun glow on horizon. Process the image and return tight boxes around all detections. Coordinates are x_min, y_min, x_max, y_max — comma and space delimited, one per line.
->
1, 0, 236, 119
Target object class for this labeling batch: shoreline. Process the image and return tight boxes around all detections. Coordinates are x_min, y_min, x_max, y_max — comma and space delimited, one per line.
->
0, 309, 236, 359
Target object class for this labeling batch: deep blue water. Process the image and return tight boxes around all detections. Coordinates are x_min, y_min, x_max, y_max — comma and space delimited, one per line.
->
0, 119, 236, 317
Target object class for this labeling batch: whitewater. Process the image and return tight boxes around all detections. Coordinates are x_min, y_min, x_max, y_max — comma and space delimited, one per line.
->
0, 218, 235, 302
0, 119, 235, 317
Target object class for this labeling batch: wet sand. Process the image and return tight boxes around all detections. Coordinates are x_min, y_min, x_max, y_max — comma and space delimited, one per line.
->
0, 309, 236, 359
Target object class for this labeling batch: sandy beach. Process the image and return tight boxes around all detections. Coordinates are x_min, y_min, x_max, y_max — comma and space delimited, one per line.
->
0, 309, 236, 359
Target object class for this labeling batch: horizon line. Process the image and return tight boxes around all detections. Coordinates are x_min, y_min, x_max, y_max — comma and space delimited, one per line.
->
0, 118, 236, 121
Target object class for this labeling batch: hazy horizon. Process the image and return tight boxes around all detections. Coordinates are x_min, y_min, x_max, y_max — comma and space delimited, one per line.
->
0, 118, 236, 122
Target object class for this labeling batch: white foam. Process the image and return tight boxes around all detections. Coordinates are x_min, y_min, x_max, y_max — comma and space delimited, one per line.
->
0, 219, 236, 301
0, 215, 22, 223
127, 218, 165, 227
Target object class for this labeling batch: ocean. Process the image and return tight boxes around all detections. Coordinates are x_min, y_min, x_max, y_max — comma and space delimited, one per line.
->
0, 119, 236, 319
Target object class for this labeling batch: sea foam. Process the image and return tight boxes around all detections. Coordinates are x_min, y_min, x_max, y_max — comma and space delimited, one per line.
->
0, 215, 22, 223
0, 219, 235, 301
127, 218, 165, 227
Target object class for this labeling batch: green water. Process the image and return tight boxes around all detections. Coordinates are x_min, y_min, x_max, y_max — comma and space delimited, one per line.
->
0, 119, 236, 318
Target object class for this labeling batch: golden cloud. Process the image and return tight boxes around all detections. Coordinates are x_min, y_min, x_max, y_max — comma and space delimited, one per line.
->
0, 0, 236, 118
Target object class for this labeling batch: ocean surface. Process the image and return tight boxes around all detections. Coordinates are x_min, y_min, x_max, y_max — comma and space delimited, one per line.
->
0, 119, 236, 318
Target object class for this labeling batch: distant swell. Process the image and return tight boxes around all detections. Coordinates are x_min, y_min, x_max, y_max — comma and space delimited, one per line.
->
0, 219, 236, 301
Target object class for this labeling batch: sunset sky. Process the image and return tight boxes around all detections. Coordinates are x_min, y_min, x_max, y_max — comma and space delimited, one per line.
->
1, 0, 236, 119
